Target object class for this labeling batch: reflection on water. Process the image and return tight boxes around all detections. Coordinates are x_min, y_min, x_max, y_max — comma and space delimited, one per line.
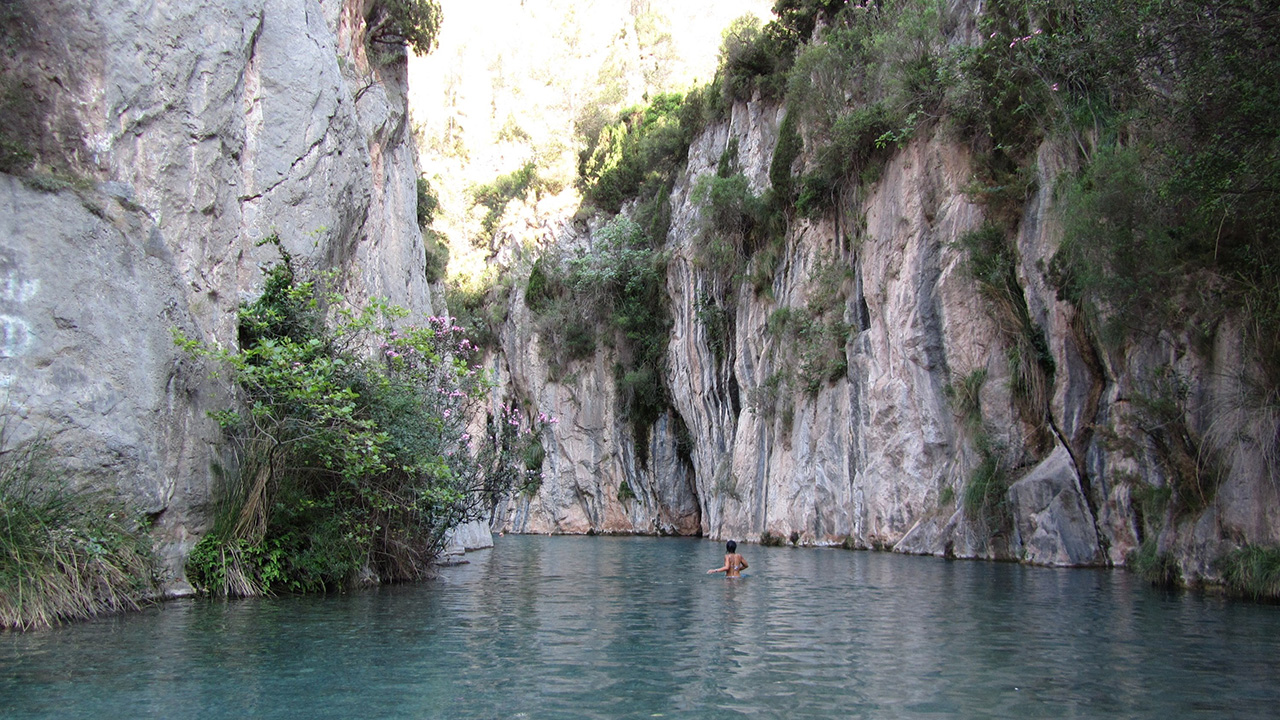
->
3, 535, 1279, 718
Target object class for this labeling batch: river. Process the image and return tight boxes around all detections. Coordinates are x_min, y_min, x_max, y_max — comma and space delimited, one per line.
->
3, 535, 1279, 718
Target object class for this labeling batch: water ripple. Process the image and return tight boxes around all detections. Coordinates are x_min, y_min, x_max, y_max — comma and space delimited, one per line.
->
3, 536, 1280, 719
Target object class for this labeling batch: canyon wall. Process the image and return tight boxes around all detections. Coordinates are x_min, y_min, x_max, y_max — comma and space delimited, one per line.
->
489, 97, 1280, 583
0, 0, 434, 590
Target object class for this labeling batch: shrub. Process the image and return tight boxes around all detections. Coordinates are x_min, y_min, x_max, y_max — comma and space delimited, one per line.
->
1130, 482, 1172, 537
1129, 368, 1223, 517
0, 434, 157, 629
617, 480, 637, 502
958, 224, 1054, 454
769, 109, 803, 202
962, 433, 1013, 533
366, 0, 443, 56
796, 102, 897, 217
177, 240, 546, 596
695, 293, 731, 364
946, 368, 988, 435
719, 1, 852, 104
472, 162, 540, 244
416, 176, 439, 228
422, 228, 449, 284
524, 256, 559, 314
1128, 538, 1181, 589
419, 179, 448, 283
579, 92, 697, 215
525, 216, 671, 461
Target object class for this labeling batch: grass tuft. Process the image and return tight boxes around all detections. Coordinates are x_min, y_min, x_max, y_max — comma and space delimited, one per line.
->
0, 434, 157, 630
1218, 546, 1280, 601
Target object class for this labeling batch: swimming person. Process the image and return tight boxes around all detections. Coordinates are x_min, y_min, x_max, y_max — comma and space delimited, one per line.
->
707, 540, 748, 577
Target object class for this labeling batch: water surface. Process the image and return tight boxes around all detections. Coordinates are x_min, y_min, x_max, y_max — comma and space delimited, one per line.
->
3, 535, 1279, 718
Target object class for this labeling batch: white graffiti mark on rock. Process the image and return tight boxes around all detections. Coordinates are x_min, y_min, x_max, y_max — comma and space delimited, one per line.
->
0, 314, 33, 358
0, 268, 38, 358
0, 274, 39, 304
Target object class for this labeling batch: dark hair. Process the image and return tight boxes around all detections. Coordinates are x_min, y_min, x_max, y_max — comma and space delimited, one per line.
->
726, 540, 737, 553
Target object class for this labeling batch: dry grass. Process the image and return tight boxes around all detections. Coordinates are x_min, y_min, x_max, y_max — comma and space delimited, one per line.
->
1205, 366, 1280, 490
0, 437, 157, 630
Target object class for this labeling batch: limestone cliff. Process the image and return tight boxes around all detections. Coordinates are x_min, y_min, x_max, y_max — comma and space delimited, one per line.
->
486, 96, 1279, 583
0, 0, 433, 590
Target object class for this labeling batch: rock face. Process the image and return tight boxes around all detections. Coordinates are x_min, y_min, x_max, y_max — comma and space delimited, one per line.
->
490, 95, 1280, 581
0, 0, 434, 590
488, 237, 701, 538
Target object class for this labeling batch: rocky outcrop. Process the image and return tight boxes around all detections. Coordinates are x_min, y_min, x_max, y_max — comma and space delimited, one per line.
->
487, 224, 701, 537
490, 93, 1279, 581
0, 0, 434, 590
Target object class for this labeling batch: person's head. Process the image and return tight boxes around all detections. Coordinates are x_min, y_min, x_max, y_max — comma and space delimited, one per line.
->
726, 540, 737, 553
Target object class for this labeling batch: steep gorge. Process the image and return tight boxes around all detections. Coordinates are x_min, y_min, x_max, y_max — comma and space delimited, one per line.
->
476, 3, 1280, 588
1, 0, 1276, 600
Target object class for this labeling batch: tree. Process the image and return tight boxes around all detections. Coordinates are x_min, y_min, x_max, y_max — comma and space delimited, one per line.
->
367, 0, 443, 57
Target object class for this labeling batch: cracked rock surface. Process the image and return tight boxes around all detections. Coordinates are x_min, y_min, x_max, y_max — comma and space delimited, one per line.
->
0, 0, 433, 591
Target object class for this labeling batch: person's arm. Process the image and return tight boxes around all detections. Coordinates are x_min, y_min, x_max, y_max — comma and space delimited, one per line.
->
738, 556, 748, 571
707, 555, 729, 574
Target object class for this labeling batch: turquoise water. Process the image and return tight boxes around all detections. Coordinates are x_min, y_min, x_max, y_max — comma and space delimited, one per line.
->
3, 535, 1279, 718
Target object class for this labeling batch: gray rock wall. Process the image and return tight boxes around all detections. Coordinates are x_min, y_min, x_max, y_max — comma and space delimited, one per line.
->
493, 96, 1280, 582
0, 0, 433, 590
487, 232, 701, 537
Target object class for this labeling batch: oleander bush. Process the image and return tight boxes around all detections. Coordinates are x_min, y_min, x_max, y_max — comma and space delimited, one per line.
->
178, 238, 546, 596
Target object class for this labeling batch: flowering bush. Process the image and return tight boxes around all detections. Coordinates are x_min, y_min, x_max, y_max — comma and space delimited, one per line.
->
177, 241, 550, 596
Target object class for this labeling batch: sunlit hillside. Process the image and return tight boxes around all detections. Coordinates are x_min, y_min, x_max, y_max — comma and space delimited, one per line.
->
407, 0, 772, 285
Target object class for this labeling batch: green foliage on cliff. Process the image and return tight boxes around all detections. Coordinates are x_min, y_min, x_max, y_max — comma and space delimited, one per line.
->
1129, 538, 1182, 589
795, 102, 896, 216
1129, 368, 1224, 517
579, 92, 706, 217
561, 0, 1279, 551
524, 216, 670, 464
444, 272, 508, 352
958, 224, 1054, 454
1218, 545, 1280, 601
367, 0, 443, 57
471, 162, 542, 244
418, 177, 449, 283
719, 0, 1279, 390
0, 434, 158, 630
969, 0, 1280, 388
718, 1, 851, 104
178, 241, 545, 596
